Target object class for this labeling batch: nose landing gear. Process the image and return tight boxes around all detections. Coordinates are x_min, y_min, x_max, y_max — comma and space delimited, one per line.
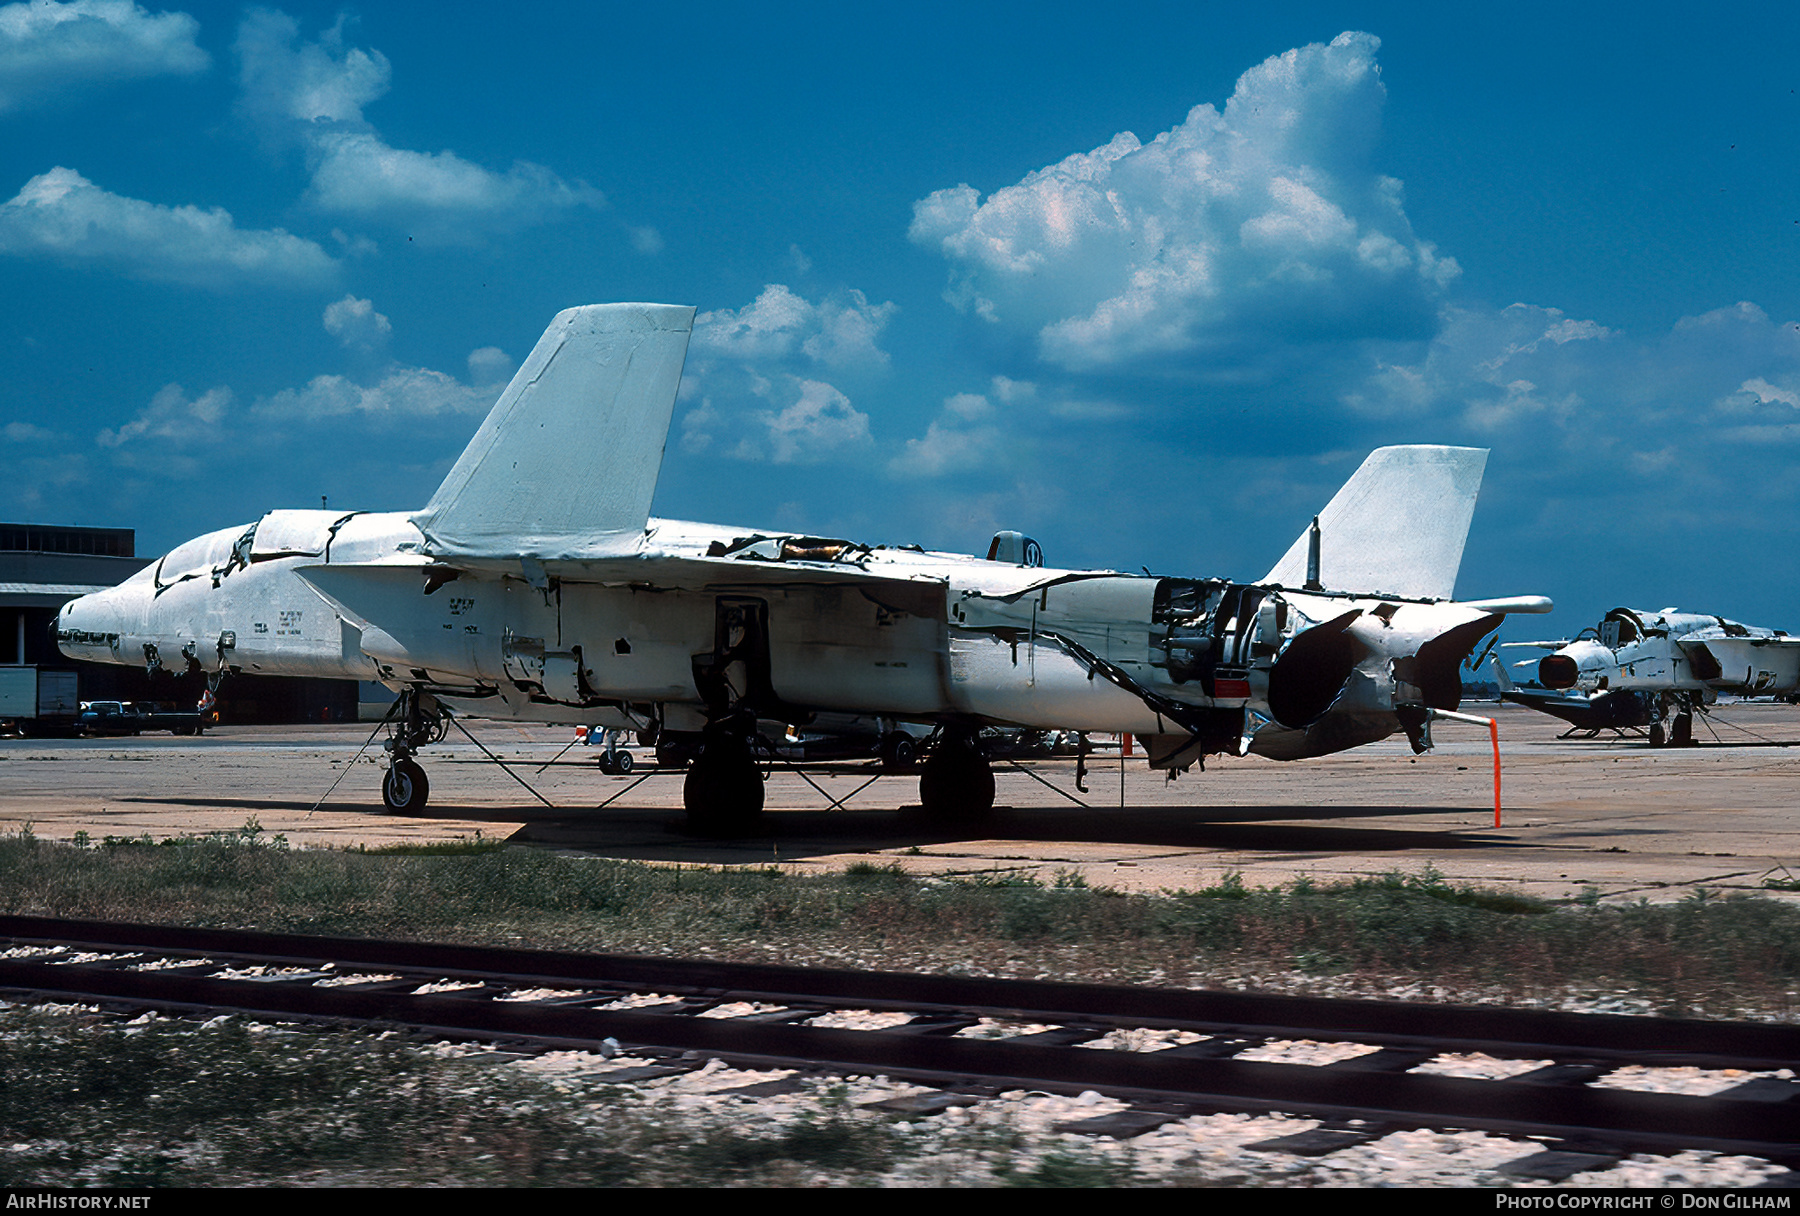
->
381, 690, 448, 813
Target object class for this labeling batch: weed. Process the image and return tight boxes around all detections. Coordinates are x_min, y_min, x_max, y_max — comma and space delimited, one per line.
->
844, 861, 910, 882
999, 1149, 1140, 1187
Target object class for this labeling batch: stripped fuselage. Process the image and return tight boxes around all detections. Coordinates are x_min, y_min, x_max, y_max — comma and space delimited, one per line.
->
57, 508, 1501, 766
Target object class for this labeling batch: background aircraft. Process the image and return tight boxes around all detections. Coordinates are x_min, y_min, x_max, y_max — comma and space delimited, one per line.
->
1504, 607, 1800, 746
1489, 655, 1654, 738
58, 303, 1550, 832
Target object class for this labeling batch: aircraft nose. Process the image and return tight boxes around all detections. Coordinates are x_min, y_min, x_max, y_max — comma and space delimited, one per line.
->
56, 586, 135, 664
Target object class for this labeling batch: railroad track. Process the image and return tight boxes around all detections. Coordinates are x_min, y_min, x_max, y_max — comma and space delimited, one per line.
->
3, 915, 1797, 1171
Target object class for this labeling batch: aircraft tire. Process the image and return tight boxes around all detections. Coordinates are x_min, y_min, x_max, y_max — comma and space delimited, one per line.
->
880, 732, 917, 772
683, 749, 763, 835
918, 750, 995, 821
612, 749, 635, 775
1672, 712, 1694, 747
597, 751, 618, 774
383, 759, 429, 813
1649, 721, 1667, 748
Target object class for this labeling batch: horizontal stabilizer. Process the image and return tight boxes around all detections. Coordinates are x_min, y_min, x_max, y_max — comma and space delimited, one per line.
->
1263, 446, 1487, 600
414, 303, 697, 560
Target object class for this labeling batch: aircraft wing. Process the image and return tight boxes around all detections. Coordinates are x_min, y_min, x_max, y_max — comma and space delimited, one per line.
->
295, 550, 954, 628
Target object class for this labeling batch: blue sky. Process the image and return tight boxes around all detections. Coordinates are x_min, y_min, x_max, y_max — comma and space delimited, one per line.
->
4, 1, 1799, 645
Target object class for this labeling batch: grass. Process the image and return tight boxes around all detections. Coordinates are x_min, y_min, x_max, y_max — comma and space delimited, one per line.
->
1, 828, 1798, 1016
4, 831, 1798, 1186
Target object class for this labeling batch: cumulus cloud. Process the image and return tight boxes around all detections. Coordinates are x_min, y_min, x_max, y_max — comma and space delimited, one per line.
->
0, 166, 338, 287
681, 374, 872, 465
1344, 299, 1800, 474
910, 32, 1456, 372
303, 132, 603, 233
235, 9, 602, 239
251, 363, 498, 421
694, 284, 896, 368
889, 384, 1013, 478
678, 285, 893, 465
0, 0, 208, 113
96, 382, 232, 451
322, 293, 390, 349
233, 7, 383, 128
3, 420, 61, 442
466, 345, 514, 387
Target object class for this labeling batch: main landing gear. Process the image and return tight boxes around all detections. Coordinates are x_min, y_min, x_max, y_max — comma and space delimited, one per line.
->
917, 726, 995, 821
1649, 693, 1696, 749
682, 713, 765, 836
381, 690, 447, 813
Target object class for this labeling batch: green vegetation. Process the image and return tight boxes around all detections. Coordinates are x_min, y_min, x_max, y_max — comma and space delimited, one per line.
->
3, 829, 1798, 1185
1, 829, 1797, 1016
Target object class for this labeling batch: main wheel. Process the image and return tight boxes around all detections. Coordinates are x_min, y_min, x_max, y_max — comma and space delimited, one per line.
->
597, 750, 619, 774
611, 748, 635, 774
918, 733, 995, 821
880, 732, 918, 772
1672, 711, 1694, 747
683, 747, 763, 835
1649, 720, 1667, 748
382, 759, 429, 813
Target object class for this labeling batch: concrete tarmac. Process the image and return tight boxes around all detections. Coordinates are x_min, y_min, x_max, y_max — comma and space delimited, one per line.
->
3, 702, 1798, 902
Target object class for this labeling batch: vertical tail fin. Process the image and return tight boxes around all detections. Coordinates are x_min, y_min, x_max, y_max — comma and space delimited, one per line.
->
1262, 445, 1487, 599
414, 303, 697, 560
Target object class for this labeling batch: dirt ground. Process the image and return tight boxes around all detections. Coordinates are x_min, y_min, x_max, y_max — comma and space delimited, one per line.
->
3, 701, 1798, 903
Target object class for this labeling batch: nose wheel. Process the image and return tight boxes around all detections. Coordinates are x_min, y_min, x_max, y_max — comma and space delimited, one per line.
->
379, 689, 446, 812
383, 758, 429, 813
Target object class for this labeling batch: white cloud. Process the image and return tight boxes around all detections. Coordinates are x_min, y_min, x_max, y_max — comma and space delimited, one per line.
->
233, 7, 384, 128
4, 420, 59, 441
694, 284, 895, 368
680, 285, 894, 466
682, 374, 872, 465
251, 364, 498, 420
0, 0, 207, 113
909, 32, 1456, 372
303, 132, 603, 234
761, 379, 872, 464
322, 293, 390, 349
96, 382, 232, 449
235, 10, 602, 239
1343, 299, 1800, 476
890, 379, 1037, 479
466, 345, 513, 387
1734, 377, 1800, 411
0, 167, 338, 287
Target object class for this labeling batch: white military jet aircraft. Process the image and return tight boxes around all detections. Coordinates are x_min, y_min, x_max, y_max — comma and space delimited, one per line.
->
1504, 607, 1800, 746
58, 303, 1550, 831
